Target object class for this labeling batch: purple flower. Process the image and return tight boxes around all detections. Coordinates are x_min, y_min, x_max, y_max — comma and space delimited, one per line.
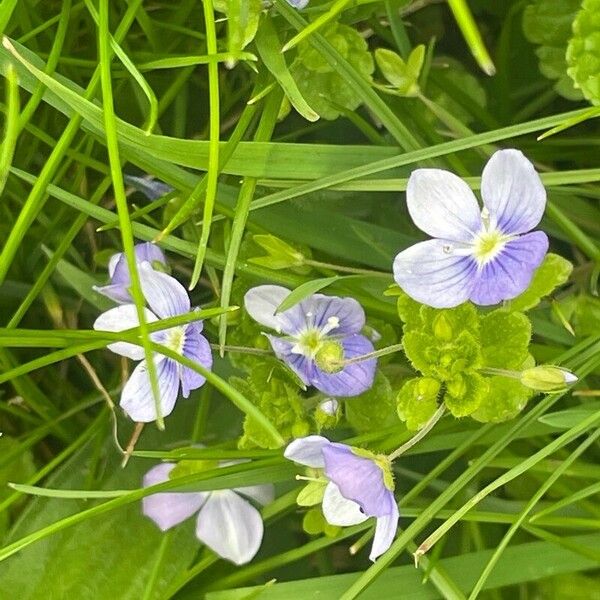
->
285, 435, 399, 561
95, 242, 167, 304
287, 0, 309, 7
244, 285, 376, 397
93, 263, 212, 422
142, 462, 274, 565
393, 149, 549, 308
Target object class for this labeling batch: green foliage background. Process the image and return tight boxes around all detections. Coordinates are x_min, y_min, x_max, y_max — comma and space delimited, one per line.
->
0, 0, 599, 598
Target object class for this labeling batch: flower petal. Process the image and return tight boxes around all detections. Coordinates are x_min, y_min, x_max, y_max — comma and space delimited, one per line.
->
195, 490, 264, 565
244, 285, 305, 334
481, 149, 546, 235
142, 463, 207, 530
469, 231, 549, 306
369, 499, 399, 561
120, 356, 180, 422
284, 435, 330, 468
93, 304, 158, 360
94, 283, 134, 304
298, 294, 366, 335
234, 483, 275, 506
310, 334, 376, 397
322, 443, 395, 518
125, 175, 174, 200
322, 481, 369, 526
393, 239, 478, 308
265, 335, 314, 387
180, 324, 213, 398
407, 168, 482, 242
139, 263, 190, 318
134, 242, 167, 267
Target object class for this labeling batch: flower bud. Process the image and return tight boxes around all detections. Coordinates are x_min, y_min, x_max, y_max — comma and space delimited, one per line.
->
520, 366, 578, 392
433, 313, 453, 342
314, 340, 345, 373
315, 398, 341, 429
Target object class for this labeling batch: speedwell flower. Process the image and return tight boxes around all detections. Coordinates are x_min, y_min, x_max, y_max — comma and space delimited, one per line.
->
142, 462, 274, 565
285, 435, 399, 561
93, 263, 212, 422
393, 149, 549, 308
95, 242, 167, 304
244, 285, 376, 396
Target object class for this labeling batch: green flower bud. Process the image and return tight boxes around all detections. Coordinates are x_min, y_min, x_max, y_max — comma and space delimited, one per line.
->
433, 313, 453, 342
315, 398, 341, 430
314, 340, 345, 373
520, 366, 578, 392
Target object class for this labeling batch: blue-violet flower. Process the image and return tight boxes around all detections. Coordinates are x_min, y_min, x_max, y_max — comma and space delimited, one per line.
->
142, 462, 273, 565
244, 285, 376, 396
94, 263, 212, 422
285, 435, 399, 561
393, 149, 549, 308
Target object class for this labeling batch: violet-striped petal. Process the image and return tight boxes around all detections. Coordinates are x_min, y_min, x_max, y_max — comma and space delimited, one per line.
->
195, 490, 264, 565
284, 435, 330, 468
322, 443, 394, 518
125, 175, 174, 200
393, 238, 478, 308
180, 324, 213, 397
310, 334, 376, 397
322, 481, 369, 526
481, 149, 546, 235
407, 168, 482, 242
469, 231, 548, 305
139, 262, 190, 318
120, 356, 180, 422
94, 283, 134, 304
244, 285, 307, 335
142, 463, 207, 530
265, 335, 314, 387
234, 483, 275, 506
93, 304, 158, 360
298, 294, 366, 335
369, 499, 399, 561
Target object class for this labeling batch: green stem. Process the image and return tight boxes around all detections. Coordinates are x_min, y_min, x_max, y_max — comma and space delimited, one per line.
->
304, 259, 390, 277
388, 405, 446, 461
340, 342, 404, 366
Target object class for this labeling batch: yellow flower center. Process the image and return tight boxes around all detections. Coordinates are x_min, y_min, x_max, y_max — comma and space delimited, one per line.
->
164, 326, 186, 354
473, 229, 511, 266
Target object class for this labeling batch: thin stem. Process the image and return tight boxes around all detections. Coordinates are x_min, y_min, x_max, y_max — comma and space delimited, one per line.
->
304, 259, 390, 277
388, 404, 446, 461
209, 343, 271, 356
479, 367, 520, 379
338, 343, 404, 367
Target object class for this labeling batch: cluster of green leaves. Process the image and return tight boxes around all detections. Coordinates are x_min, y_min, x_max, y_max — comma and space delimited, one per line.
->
396, 254, 573, 429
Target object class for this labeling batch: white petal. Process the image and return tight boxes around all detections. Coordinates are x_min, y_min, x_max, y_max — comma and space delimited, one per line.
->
139, 262, 190, 318
195, 490, 264, 565
369, 502, 399, 561
481, 149, 546, 235
407, 169, 482, 242
120, 356, 179, 423
284, 435, 330, 468
243, 285, 292, 333
142, 463, 208, 530
234, 484, 275, 506
93, 304, 158, 360
322, 482, 368, 527
393, 239, 477, 308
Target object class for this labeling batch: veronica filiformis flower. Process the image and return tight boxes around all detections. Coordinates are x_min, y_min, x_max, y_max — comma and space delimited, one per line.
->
93, 264, 212, 422
244, 285, 376, 397
142, 461, 273, 565
285, 435, 399, 561
393, 149, 549, 308
94, 242, 167, 304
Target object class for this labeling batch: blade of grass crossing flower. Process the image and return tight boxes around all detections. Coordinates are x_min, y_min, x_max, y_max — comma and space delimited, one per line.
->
282, 0, 353, 53
218, 89, 282, 354
467, 428, 600, 599
84, 0, 158, 133
189, 0, 220, 290
98, 0, 163, 428
0, 0, 144, 285
0, 62, 18, 195
275, 276, 342, 313
447, 0, 495, 75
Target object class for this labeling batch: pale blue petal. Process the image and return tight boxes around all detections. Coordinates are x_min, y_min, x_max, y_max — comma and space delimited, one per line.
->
310, 334, 376, 397
407, 168, 482, 242
125, 175, 174, 200
393, 239, 477, 308
195, 490, 264, 565
244, 285, 306, 335
322, 481, 369, 526
369, 499, 399, 561
120, 356, 180, 422
142, 463, 207, 530
298, 294, 365, 335
481, 149, 546, 235
180, 324, 213, 397
284, 435, 330, 468
469, 231, 548, 305
265, 335, 314, 387
234, 484, 275, 506
139, 262, 190, 318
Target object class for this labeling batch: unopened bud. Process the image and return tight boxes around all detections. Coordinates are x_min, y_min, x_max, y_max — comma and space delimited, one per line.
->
433, 313, 453, 342
315, 398, 341, 429
318, 398, 339, 416
520, 366, 578, 392
315, 340, 345, 374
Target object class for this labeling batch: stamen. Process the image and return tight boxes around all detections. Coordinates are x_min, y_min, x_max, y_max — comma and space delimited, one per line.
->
320, 315, 340, 335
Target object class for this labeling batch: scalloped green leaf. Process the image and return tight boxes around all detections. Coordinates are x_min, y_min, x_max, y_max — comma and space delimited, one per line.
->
480, 310, 531, 369
473, 376, 533, 423
443, 371, 488, 418
396, 377, 440, 431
